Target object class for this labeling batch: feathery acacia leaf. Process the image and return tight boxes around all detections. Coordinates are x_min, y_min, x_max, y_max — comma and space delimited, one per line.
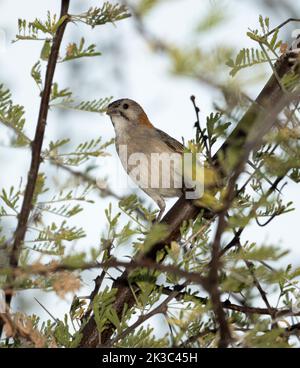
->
61, 38, 101, 62
227, 15, 283, 76
72, 3, 131, 28
0, 84, 30, 146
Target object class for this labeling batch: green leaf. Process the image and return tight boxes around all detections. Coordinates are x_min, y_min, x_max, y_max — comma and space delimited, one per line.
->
0, 84, 30, 146
61, 38, 101, 62
40, 39, 51, 60
31, 61, 42, 90
93, 287, 118, 334
73, 3, 131, 28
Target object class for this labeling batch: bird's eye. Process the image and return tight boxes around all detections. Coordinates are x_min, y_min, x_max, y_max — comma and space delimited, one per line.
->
123, 103, 129, 110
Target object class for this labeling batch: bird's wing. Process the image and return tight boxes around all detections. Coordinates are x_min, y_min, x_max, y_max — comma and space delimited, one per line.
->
156, 128, 185, 154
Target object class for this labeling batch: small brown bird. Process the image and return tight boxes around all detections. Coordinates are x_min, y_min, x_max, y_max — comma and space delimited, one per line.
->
106, 98, 186, 221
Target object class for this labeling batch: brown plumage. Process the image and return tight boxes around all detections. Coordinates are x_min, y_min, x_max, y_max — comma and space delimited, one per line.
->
106, 98, 185, 221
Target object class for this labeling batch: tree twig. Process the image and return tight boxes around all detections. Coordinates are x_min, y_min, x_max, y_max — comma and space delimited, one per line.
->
107, 286, 183, 347
160, 285, 300, 318
0, 0, 70, 337
0, 257, 207, 286
207, 213, 232, 347
10, 0, 70, 267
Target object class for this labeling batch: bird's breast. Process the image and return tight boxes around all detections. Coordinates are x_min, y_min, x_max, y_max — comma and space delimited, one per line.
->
115, 127, 183, 196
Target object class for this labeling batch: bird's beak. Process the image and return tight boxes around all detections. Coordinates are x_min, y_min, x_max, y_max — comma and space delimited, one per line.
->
106, 105, 120, 117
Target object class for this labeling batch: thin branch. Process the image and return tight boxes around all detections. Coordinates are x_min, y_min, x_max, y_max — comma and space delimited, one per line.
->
0, 119, 122, 202
52, 161, 148, 220
1, 257, 207, 287
5, 260, 300, 318
10, 1, 70, 266
265, 18, 300, 37
207, 212, 232, 347
81, 241, 113, 322
190, 95, 211, 160
238, 240, 274, 319
107, 287, 182, 347
180, 328, 217, 347
52, 160, 122, 200
1, 0, 70, 337
160, 285, 300, 318
219, 175, 285, 258
34, 297, 58, 322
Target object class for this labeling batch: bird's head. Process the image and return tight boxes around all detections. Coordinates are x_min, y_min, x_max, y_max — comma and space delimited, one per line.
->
106, 98, 153, 128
